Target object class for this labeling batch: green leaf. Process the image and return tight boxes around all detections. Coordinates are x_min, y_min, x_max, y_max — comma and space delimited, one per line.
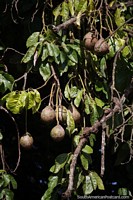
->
122, 46, 131, 57
4, 90, 41, 114
92, 172, 105, 190
118, 188, 130, 196
41, 47, 49, 61
74, 89, 83, 107
70, 86, 78, 98
3, 174, 11, 187
26, 32, 40, 48
22, 44, 38, 63
84, 94, 91, 115
60, 51, 67, 64
76, 171, 84, 189
67, 44, 81, 56
90, 102, 99, 125
66, 110, 75, 135
80, 152, 89, 170
50, 153, 69, 174
0, 129, 3, 142
68, 0, 75, 16
60, 1, 69, 21
1, 189, 14, 200
39, 62, 51, 81
46, 43, 54, 57
82, 175, 94, 195
95, 81, 108, 99
89, 134, 96, 147
53, 4, 61, 21
115, 8, 125, 27
64, 84, 71, 100
0, 179, 4, 187
100, 57, 107, 78
95, 97, 105, 108
76, 0, 87, 26
6, 91, 27, 114
29, 89, 41, 114
50, 43, 60, 64
82, 145, 93, 154
41, 175, 59, 200
73, 135, 80, 147
68, 49, 78, 63
0, 72, 14, 93
89, 172, 97, 190
76, 0, 87, 13
61, 42, 69, 53
9, 175, 17, 189
89, 0, 94, 11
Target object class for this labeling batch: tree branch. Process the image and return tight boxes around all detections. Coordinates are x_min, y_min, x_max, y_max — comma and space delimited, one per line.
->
109, 1, 133, 10
62, 97, 122, 199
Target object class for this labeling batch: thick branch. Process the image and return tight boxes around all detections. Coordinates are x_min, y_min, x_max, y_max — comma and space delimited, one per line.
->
62, 97, 122, 199
52, 17, 77, 32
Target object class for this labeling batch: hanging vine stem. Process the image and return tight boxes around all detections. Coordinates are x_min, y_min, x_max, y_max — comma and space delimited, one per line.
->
0, 106, 21, 173
48, 82, 56, 107
0, 137, 5, 170
50, 65, 61, 125
12, 66, 32, 91
111, 39, 127, 139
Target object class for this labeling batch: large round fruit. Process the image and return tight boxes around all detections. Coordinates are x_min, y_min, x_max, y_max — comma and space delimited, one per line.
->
20, 132, 33, 149
94, 38, 109, 55
41, 105, 56, 123
50, 125, 65, 142
68, 105, 81, 123
83, 32, 98, 51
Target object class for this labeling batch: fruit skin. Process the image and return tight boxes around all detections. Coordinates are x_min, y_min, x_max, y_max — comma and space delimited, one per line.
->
50, 125, 65, 142
68, 105, 81, 123
94, 38, 109, 55
41, 105, 56, 123
83, 32, 98, 51
57, 106, 67, 123
20, 132, 33, 149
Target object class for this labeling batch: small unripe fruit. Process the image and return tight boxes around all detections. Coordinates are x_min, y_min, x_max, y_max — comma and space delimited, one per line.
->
83, 32, 98, 51
94, 38, 109, 55
68, 105, 81, 123
41, 105, 56, 123
50, 125, 65, 142
20, 132, 33, 149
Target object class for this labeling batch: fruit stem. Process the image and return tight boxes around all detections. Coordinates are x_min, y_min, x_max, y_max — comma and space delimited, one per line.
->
49, 82, 56, 106
56, 87, 60, 125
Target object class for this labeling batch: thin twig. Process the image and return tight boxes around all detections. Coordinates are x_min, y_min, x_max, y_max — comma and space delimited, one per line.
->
0, 106, 21, 173
0, 47, 24, 61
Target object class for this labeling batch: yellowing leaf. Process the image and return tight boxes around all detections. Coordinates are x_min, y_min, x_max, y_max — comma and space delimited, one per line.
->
115, 8, 125, 27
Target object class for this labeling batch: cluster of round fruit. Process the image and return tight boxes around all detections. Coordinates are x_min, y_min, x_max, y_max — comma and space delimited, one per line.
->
40, 105, 81, 141
19, 104, 81, 149
83, 32, 109, 56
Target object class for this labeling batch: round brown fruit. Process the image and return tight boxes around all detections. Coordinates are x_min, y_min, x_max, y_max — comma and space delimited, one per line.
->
94, 38, 109, 56
40, 105, 55, 124
50, 125, 65, 142
57, 106, 67, 123
20, 132, 33, 149
68, 104, 81, 123
83, 32, 98, 51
